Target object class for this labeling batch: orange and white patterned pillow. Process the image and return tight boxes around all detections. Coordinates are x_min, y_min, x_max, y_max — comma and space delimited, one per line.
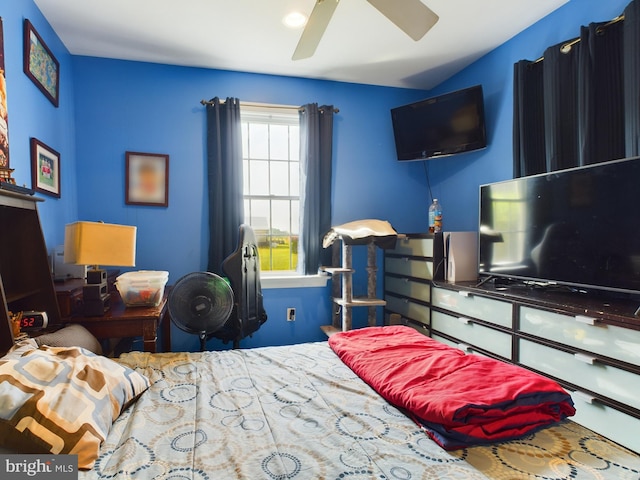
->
0, 340, 149, 469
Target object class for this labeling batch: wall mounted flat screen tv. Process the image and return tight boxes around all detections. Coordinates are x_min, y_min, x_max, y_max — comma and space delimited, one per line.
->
391, 85, 487, 161
479, 156, 640, 296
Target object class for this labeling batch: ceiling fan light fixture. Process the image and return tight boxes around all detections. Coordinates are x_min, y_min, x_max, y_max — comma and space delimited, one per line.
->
283, 11, 308, 28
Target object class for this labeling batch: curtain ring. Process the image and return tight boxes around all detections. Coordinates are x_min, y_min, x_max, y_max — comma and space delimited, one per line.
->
560, 43, 573, 54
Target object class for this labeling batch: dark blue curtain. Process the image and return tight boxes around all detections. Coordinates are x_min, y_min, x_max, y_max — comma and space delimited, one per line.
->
513, 60, 545, 177
625, 0, 640, 156
513, 5, 628, 177
577, 20, 624, 166
542, 39, 580, 172
206, 97, 244, 275
298, 104, 334, 274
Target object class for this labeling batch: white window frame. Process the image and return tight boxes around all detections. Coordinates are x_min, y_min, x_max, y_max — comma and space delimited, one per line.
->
240, 104, 328, 289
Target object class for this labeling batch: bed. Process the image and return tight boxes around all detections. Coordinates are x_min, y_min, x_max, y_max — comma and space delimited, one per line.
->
1, 326, 640, 479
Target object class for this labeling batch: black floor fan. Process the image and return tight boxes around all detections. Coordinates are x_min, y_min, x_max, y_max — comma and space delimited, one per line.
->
168, 272, 234, 351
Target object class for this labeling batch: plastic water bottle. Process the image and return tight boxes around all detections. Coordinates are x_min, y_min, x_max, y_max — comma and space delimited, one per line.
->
428, 199, 443, 233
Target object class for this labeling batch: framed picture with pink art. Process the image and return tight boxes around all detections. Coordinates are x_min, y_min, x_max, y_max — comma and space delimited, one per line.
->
30, 137, 60, 197
125, 151, 169, 207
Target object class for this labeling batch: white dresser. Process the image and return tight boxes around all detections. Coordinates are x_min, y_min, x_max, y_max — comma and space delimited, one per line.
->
384, 234, 438, 332
384, 233, 640, 454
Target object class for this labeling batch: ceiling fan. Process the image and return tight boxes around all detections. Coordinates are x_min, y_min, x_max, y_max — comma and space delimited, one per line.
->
292, 0, 439, 60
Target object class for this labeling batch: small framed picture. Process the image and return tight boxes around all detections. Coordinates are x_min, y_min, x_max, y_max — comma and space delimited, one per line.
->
23, 19, 59, 107
30, 138, 60, 198
125, 151, 169, 207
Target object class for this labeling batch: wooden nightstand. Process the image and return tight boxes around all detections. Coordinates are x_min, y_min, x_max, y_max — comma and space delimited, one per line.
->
53, 281, 171, 353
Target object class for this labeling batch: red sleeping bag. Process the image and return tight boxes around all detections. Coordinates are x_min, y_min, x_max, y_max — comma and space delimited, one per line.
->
328, 325, 575, 450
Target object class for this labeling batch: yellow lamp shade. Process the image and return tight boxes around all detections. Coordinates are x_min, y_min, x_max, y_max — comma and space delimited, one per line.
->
64, 221, 137, 267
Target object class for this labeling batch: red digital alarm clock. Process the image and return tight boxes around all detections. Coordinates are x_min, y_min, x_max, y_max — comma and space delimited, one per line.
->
19, 311, 48, 330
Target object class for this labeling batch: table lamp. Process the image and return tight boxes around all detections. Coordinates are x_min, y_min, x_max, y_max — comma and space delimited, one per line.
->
64, 221, 137, 315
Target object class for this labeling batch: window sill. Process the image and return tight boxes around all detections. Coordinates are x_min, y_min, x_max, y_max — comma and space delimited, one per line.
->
261, 273, 330, 289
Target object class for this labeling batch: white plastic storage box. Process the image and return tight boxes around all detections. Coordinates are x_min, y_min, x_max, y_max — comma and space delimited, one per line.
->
114, 270, 169, 307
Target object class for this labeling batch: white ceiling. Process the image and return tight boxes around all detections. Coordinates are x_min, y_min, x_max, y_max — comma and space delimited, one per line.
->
33, 0, 569, 90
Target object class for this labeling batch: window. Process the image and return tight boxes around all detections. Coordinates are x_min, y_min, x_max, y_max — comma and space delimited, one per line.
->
241, 106, 300, 273
489, 182, 527, 266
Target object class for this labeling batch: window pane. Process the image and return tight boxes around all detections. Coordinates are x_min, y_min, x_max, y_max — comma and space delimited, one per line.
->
290, 200, 300, 235
249, 160, 269, 195
241, 123, 249, 157
248, 199, 270, 231
248, 123, 269, 159
270, 124, 290, 160
271, 200, 291, 234
289, 162, 299, 196
270, 161, 289, 196
243, 160, 249, 192
290, 125, 299, 160
271, 199, 295, 271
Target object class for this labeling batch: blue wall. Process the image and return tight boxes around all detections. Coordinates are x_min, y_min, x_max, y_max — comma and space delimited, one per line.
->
426, 0, 631, 232
1, 1, 78, 247
3, 0, 633, 351
70, 57, 431, 351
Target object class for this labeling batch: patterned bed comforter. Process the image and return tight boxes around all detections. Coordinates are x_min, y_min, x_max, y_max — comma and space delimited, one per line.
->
80, 341, 640, 479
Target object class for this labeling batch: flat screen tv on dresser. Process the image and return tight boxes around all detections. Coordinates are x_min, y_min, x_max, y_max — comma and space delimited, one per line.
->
479, 156, 640, 297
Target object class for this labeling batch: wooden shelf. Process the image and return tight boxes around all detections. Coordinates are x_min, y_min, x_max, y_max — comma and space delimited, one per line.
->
333, 297, 386, 308
321, 266, 354, 275
0, 191, 61, 355
320, 325, 341, 337
323, 238, 386, 335
4, 288, 44, 304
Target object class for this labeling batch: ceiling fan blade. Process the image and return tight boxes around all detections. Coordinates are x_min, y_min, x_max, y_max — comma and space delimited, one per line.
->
292, 0, 340, 60
366, 0, 439, 41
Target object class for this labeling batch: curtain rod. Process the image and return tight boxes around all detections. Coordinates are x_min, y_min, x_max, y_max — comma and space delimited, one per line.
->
532, 13, 624, 64
199, 99, 339, 113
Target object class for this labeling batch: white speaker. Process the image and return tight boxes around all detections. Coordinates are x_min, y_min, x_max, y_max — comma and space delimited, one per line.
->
52, 245, 87, 280
444, 232, 478, 283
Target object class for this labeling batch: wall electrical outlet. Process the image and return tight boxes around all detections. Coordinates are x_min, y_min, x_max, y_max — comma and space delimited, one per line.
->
287, 308, 296, 322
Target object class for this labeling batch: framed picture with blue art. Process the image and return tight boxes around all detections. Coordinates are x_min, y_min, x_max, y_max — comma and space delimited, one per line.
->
23, 19, 59, 107
30, 138, 60, 198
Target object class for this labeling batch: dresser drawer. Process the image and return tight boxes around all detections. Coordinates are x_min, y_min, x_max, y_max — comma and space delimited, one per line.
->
402, 318, 430, 336
431, 286, 512, 328
431, 333, 457, 349
386, 257, 434, 280
386, 294, 430, 326
570, 392, 640, 454
385, 276, 430, 302
519, 306, 640, 367
431, 310, 512, 359
519, 339, 640, 411
431, 333, 491, 357
389, 236, 433, 257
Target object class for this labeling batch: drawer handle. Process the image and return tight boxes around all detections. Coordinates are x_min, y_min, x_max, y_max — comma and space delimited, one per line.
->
575, 315, 598, 325
403, 298, 409, 304
458, 291, 470, 297
574, 352, 597, 365
458, 317, 471, 325
403, 278, 409, 283
402, 257, 409, 263
573, 390, 596, 404
457, 343, 472, 353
